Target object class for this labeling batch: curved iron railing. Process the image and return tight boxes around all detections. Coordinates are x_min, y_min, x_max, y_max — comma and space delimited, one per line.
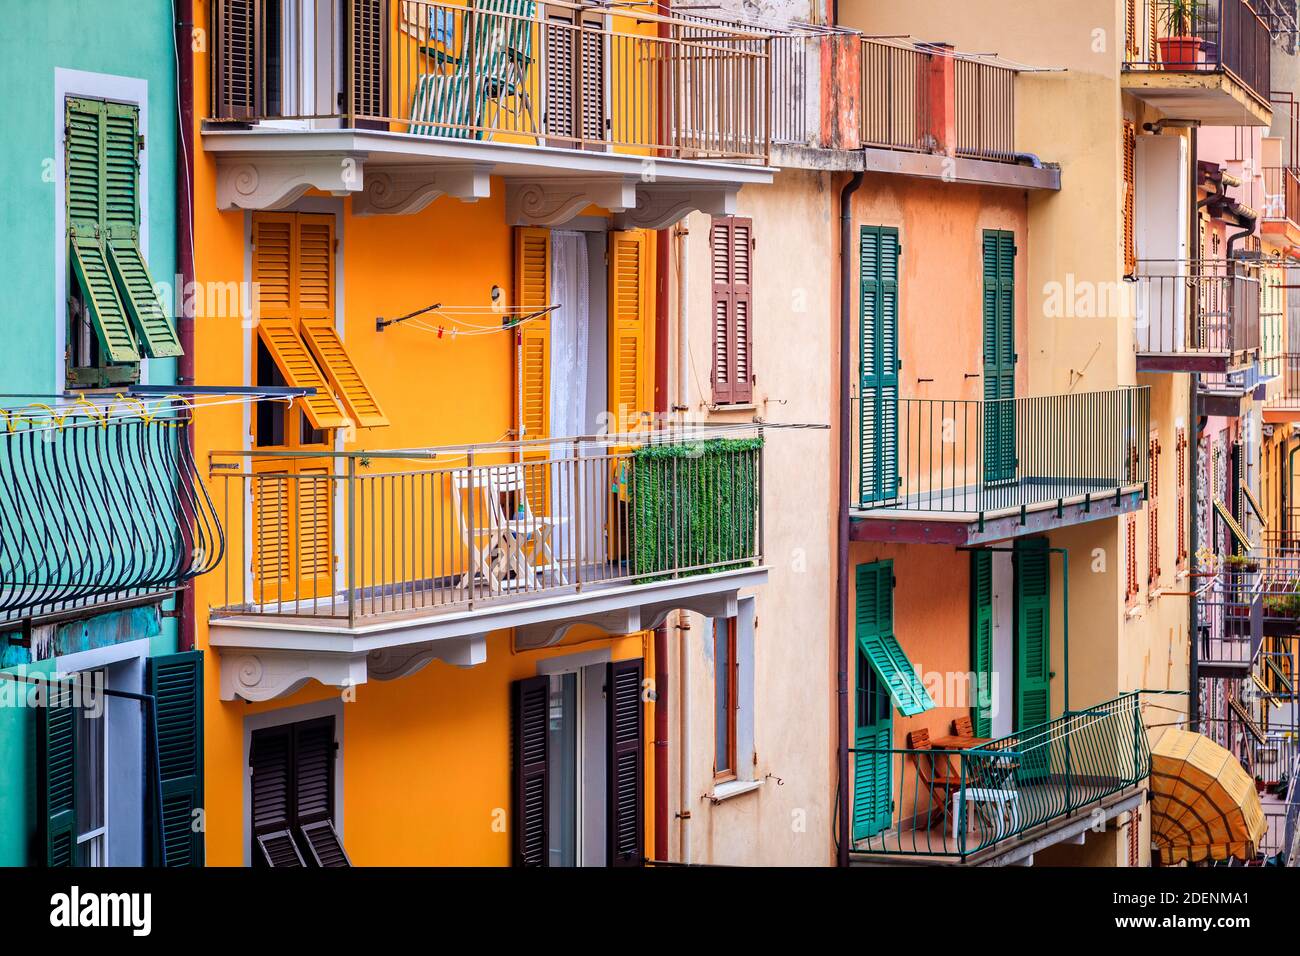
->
0, 411, 223, 624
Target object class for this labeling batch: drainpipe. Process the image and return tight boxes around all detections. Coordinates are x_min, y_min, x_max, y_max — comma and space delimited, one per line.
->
836, 168, 864, 867
175, 0, 197, 652
677, 610, 691, 863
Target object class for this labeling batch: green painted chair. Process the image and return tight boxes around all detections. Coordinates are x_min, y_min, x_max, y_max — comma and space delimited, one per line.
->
410, 0, 537, 139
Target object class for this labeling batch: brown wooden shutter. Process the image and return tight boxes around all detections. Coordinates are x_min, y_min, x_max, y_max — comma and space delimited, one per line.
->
1125, 512, 1139, 607
606, 659, 645, 867
214, 0, 261, 120
1123, 122, 1137, 276
1148, 432, 1161, 587
348, 0, 389, 124
542, 7, 606, 148
710, 217, 754, 405
250, 725, 298, 867
294, 719, 350, 866
511, 676, 550, 867
1176, 427, 1188, 570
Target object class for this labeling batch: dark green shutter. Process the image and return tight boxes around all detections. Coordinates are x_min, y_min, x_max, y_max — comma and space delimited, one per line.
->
970, 550, 994, 738
606, 659, 645, 867
982, 230, 1016, 484
66, 97, 139, 364
148, 650, 204, 866
859, 226, 900, 505
511, 676, 549, 866
37, 679, 78, 867
1014, 539, 1051, 779
852, 647, 893, 841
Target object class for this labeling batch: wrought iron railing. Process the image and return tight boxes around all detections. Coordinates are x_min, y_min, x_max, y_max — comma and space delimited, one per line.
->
1132, 259, 1260, 364
852, 386, 1150, 518
1123, 0, 1272, 107
851, 694, 1150, 859
210, 428, 763, 623
209, 0, 771, 161
1196, 570, 1262, 669
0, 408, 223, 625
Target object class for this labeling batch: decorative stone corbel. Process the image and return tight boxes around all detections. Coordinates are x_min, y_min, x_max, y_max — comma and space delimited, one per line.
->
641, 591, 738, 632
505, 178, 639, 226
215, 154, 366, 210
352, 163, 493, 217
219, 649, 368, 702
367, 635, 488, 680
513, 607, 642, 651
613, 184, 740, 230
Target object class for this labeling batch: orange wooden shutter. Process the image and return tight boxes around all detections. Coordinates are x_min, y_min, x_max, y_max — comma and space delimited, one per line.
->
301, 321, 389, 428
296, 214, 334, 320
251, 459, 295, 604
253, 212, 295, 319
515, 227, 552, 510
257, 320, 348, 429
1123, 122, 1137, 276
294, 459, 335, 603
608, 229, 653, 431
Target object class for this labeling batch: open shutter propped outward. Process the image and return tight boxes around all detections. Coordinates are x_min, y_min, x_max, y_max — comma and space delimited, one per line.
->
250, 725, 296, 866
606, 659, 645, 867
856, 560, 933, 717
148, 651, 205, 867
294, 719, 350, 866
250, 717, 348, 867
257, 320, 348, 429
511, 676, 550, 867
37, 680, 77, 867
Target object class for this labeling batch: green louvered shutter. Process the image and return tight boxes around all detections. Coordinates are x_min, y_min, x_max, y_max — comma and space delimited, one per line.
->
1014, 539, 1051, 780
102, 102, 182, 358
852, 647, 892, 841
982, 230, 1016, 484
148, 651, 205, 867
66, 97, 139, 364
970, 549, 994, 738
859, 226, 900, 505
37, 680, 78, 867
856, 560, 934, 716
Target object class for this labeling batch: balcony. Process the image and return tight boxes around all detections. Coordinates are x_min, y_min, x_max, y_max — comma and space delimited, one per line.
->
204, 0, 774, 224
207, 428, 767, 700
853, 37, 1059, 191
850, 387, 1150, 546
1263, 353, 1300, 423
1194, 570, 1263, 676
1122, 0, 1273, 126
849, 694, 1151, 865
1132, 259, 1260, 373
1262, 166, 1300, 246
0, 403, 223, 628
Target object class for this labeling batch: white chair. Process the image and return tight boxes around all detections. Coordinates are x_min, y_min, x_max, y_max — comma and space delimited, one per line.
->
450, 463, 567, 594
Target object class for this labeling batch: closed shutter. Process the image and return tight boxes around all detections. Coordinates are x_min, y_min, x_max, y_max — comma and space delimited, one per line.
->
1014, 539, 1051, 778
543, 14, 576, 142
515, 227, 552, 511
969, 550, 994, 738
608, 230, 653, 430
66, 98, 139, 364
579, 20, 606, 148
852, 648, 892, 841
511, 676, 550, 866
859, 226, 899, 504
1148, 432, 1161, 587
1125, 512, 1139, 606
982, 230, 1016, 483
606, 659, 645, 867
37, 680, 78, 867
148, 651, 205, 867
543, 8, 606, 147
252, 213, 295, 319
102, 101, 182, 358
251, 460, 295, 604
1176, 427, 1188, 569
1123, 122, 1137, 276
294, 718, 350, 866
710, 218, 754, 405
348, 0, 389, 122
215, 0, 260, 119
250, 725, 300, 866
294, 460, 335, 602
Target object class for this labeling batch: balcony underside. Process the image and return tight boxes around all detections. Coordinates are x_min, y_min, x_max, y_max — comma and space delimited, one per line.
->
202, 127, 774, 226
850, 786, 1143, 867
209, 565, 767, 702
1120, 71, 1272, 126
850, 481, 1145, 546
1263, 403, 1300, 425
856, 147, 1061, 191
1136, 351, 1233, 374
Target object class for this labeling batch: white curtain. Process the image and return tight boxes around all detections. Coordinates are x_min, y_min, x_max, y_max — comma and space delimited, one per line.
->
549, 232, 592, 575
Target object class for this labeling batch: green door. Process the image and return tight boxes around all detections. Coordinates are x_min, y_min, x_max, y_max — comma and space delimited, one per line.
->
853, 560, 896, 840
859, 226, 899, 505
969, 549, 994, 738
982, 230, 1016, 485
1014, 538, 1051, 780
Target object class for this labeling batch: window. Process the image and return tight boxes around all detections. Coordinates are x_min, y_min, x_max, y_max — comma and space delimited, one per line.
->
714, 617, 738, 782
73, 670, 106, 866
1148, 430, 1161, 592
1176, 427, 1188, 572
710, 216, 754, 404
65, 96, 182, 387
249, 716, 351, 867
1123, 121, 1136, 276
1125, 512, 1140, 608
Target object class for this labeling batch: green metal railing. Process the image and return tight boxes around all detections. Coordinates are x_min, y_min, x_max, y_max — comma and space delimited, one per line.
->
850, 693, 1151, 859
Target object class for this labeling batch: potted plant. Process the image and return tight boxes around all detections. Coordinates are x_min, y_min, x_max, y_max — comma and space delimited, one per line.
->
1225, 553, 1260, 574
1157, 0, 1206, 69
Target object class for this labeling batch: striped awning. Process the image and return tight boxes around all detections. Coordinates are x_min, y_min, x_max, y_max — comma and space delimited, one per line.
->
1150, 729, 1267, 865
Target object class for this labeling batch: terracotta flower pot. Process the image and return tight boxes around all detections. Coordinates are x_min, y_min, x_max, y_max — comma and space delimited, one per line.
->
1157, 35, 1206, 69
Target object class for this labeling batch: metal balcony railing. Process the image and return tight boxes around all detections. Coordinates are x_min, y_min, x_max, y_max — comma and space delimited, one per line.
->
210, 427, 763, 624
850, 694, 1150, 860
0, 407, 223, 625
1264, 353, 1300, 411
209, 0, 771, 162
1123, 0, 1272, 107
1262, 166, 1300, 228
852, 386, 1150, 519
1132, 259, 1260, 368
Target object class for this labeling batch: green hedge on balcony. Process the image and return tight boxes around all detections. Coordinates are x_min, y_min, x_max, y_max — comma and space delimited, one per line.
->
629, 437, 763, 579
